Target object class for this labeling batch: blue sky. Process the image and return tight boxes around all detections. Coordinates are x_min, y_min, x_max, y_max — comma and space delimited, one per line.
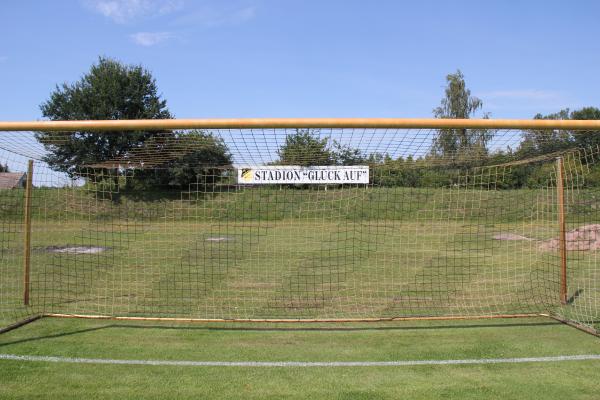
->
1, 0, 599, 121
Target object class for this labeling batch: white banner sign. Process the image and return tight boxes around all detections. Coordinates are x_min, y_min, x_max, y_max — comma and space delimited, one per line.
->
237, 166, 369, 185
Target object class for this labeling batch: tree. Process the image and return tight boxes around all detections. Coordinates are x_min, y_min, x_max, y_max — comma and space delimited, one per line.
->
519, 107, 600, 156
519, 109, 572, 155
331, 141, 366, 165
570, 107, 600, 149
37, 57, 172, 180
431, 70, 492, 165
0, 164, 8, 172
277, 129, 371, 167
277, 129, 333, 166
134, 130, 232, 189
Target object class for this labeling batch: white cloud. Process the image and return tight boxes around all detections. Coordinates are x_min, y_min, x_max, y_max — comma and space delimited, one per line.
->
172, 5, 256, 27
85, 0, 183, 23
482, 90, 561, 101
222, 6, 256, 26
130, 31, 175, 46
481, 89, 577, 113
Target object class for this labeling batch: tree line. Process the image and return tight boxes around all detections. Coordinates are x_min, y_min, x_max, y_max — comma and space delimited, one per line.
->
37, 58, 600, 191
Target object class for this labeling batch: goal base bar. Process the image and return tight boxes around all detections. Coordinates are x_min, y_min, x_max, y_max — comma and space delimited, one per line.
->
44, 313, 542, 323
5, 314, 596, 338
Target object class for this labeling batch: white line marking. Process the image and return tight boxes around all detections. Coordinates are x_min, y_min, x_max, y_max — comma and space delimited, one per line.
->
1, 354, 600, 367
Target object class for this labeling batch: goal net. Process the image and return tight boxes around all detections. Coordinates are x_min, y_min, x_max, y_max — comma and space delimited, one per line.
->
0, 119, 599, 333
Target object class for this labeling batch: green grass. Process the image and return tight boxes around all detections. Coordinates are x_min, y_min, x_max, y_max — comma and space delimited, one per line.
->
1, 218, 568, 319
1, 185, 600, 398
0, 186, 574, 222
1, 317, 600, 399
2, 185, 599, 324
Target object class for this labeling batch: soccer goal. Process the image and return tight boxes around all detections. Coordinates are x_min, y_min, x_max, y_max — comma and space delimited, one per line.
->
0, 118, 599, 335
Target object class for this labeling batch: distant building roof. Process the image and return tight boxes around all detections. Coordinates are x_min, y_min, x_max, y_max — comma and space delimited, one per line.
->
0, 173, 26, 189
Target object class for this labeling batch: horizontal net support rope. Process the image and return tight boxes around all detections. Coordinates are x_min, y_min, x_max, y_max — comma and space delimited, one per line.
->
1, 118, 600, 131
0, 120, 599, 333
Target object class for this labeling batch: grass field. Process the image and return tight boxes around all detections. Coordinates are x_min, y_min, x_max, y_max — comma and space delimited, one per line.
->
1, 316, 600, 399
1, 217, 570, 321
1, 185, 581, 320
1, 186, 599, 398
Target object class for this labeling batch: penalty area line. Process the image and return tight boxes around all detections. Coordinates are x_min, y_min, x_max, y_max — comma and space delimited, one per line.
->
1, 354, 600, 367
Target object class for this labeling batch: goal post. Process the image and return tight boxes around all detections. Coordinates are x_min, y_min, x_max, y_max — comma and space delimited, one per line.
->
0, 118, 599, 334
556, 156, 568, 305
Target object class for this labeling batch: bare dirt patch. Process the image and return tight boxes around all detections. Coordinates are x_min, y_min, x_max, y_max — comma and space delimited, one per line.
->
205, 237, 234, 242
493, 233, 533, 241
540, 224, 600, 251
45, 246, 109, 254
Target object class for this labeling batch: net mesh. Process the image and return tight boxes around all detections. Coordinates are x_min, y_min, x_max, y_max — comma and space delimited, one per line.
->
0, 124, 599, 332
